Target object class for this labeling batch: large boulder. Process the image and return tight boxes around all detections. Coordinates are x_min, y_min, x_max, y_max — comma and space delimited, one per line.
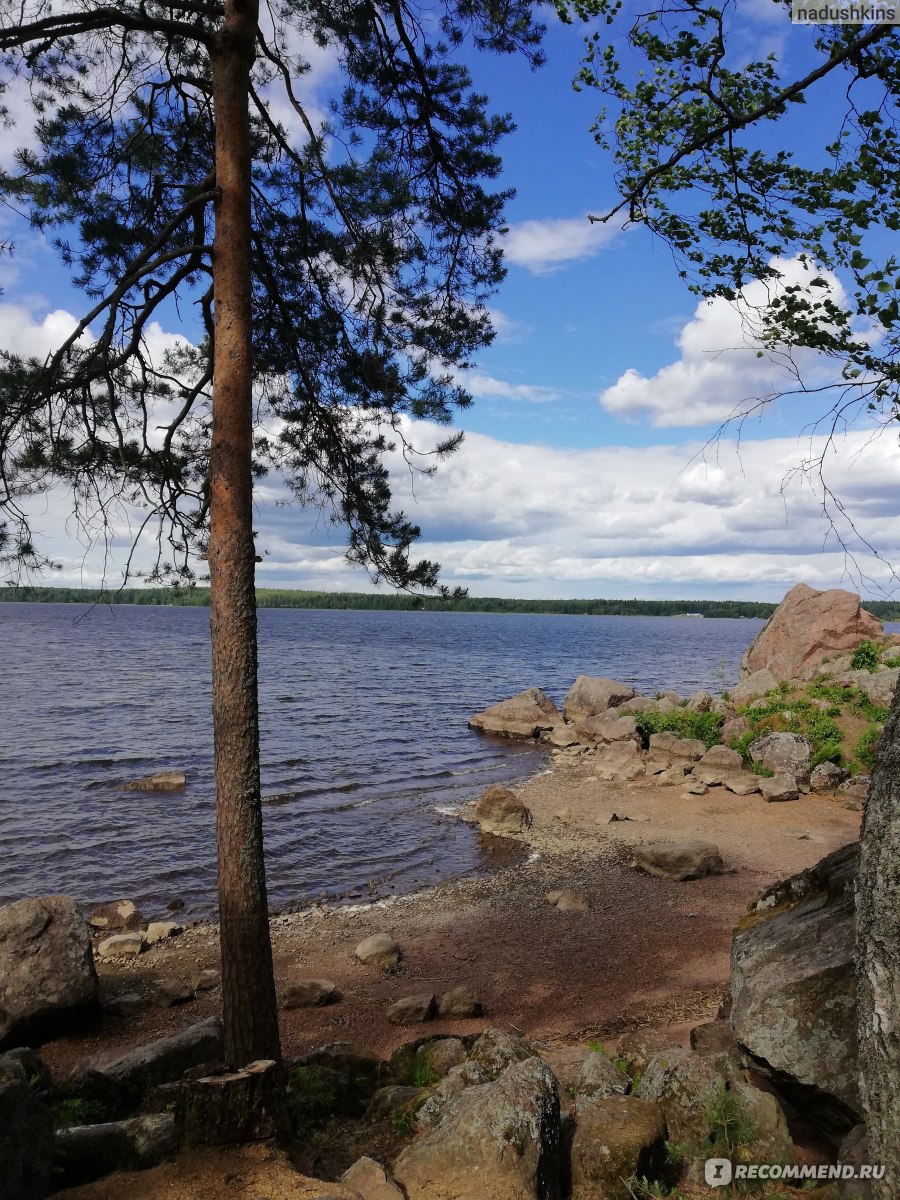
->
740, 583, 882, 682
844, 667, 900, 709
574, 712, 639, 748
393, 1056, 562, 1200
730, 843, 859, 1128
632, 842, 725, 882
468, 689, 562, 739
749, 732, 811, 781
0, 1079, 55, 1200
570, 1095, 667, 1200
473, 785, 532, 835
0, 895, 98, 1048
563, 677, 636, 723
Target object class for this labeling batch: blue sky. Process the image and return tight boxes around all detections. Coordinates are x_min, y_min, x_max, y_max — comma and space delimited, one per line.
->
3, 2, 900, 602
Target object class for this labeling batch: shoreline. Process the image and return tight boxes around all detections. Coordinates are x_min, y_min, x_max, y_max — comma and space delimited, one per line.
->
36, 748, 860, 1082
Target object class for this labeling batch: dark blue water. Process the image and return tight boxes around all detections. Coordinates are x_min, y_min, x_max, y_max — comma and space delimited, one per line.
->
0, 603, 765, 917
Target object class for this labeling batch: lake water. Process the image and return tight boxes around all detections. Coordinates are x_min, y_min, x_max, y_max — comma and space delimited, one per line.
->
1, 603, 767, 917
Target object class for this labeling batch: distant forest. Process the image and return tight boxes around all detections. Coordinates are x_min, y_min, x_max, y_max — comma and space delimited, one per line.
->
4, 586, 900, 621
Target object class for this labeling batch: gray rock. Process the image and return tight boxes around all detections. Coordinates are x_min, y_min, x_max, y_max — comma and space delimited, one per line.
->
570, 1094, 666, 1200
469, 1028, 537, 1079
438, 987, 483, 1018
367, 1084, 427, 1120
543, 725, 580, 748
759, 773, 800, 802
722, 775, 761, 796
632, 841, 725, 881
838, 776, 869, 810
731, 842, 859, 1122
575, 1050, 630, 1108
0, 895, 98, 1049
563, 676, 636, 722
190, 969, 221, 992
54, 1113, 178, 1189
683, 780, 709, 795
0, 1046, 53, 1094
574, 711, 639, 747
749, 732, 811, 780
617, 695, 653, 714
687, 690, 715, 712
699, 745, 744, 772
468, 688, 562, 739
355, 932, 402, 968
0, 1079, 55, 1200
730, 669, 778, 703
593, 744, 645, 781
668, 738, 707, 761
473, 785, 532, 835
393, 1056, 561, 1200
151, 978, 195, 1008
281, 978, 338, 1009
689, 1021, 739, 1058
636, 1047, 732, 1144
846, 666, 899, 709
426, 1038, 467, 1077
810, 761, 848, 792
721, 716, 750, 742
88, 901, 143, 931
387, 994, 436, 1026
341, 1156, 405, 1200
690, 765, 726, 786
98, 932, 144, 958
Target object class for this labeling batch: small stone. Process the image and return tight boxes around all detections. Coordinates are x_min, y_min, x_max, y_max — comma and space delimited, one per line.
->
145, 921, 182, 945
152, 978, 195, 1007
88, 900, 143, 931
554, 807, 572, 824
683, 781, 709, 796
281, 979, 338, 1009
552, 889, 588, 912
98, 932, 144, 958
190, 969, 221, 992
355, 932, 402, 968
438, 987, 483, 1018
341, 1155, 406, 1200
387, 993, 436, 1025
166, 898, 186, 912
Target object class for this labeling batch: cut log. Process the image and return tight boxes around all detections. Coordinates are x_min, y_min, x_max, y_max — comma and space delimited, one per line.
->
177, 1059, 287, 1144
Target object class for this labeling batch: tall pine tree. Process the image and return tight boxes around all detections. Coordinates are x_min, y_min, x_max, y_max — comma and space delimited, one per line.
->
0, 0, 542, 1069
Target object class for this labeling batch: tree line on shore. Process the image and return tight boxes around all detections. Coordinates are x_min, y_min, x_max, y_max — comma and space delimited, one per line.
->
3, 585, 900, 621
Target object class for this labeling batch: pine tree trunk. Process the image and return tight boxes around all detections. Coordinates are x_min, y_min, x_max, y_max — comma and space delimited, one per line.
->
857, 681, 900, 1199
209, 0, 281, 1071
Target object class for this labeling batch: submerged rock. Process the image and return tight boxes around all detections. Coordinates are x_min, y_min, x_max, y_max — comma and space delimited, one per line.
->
468, 688, 562, 739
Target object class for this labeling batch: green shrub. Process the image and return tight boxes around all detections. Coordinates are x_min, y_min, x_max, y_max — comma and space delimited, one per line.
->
52, 1097, 109, 1128
851, 640, 880, 672
751, 762, 775, 777
287, 1066, 337, 1129
634, 707, 724, 749
809, 739, 843, 769
728, 731, 756, 763
410, 1049, 440, 1088
854, 726, 882, 771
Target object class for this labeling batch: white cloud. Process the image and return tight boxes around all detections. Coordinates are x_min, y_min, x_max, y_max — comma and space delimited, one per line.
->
503, 215, 623, 275
454, 367, 560, 404
600, 258, 854, 427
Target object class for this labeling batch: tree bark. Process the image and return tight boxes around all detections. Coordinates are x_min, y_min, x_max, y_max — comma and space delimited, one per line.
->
857, 681, 900, 1199
209, 0, 281, 1071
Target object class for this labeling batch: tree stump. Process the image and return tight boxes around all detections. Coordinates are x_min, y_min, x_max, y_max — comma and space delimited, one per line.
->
177, 1059, 287, 1144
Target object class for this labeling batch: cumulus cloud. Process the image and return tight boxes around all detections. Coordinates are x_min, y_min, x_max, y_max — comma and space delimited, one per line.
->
453, 367, 560, 404
503, 215, 623, 275
600, 258, 855, 427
